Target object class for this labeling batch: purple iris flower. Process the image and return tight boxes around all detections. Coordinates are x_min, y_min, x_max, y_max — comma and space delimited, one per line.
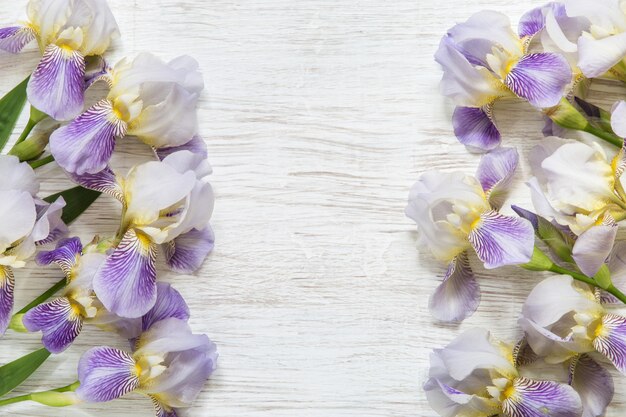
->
76, 283, 217, 417
435, 7, 572, 152
406, 148, 534, 322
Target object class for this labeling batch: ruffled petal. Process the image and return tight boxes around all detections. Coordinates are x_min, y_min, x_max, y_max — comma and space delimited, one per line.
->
572, 224, 617, 277
505, 53, 572, 109
162, 227, 215, 274
570, 354, 613, 417
577, 32, 626, 78
452, 106, 501, 153
0, 26, 35, 54
423, 378, 499, 417
501, 377, 582, 417
155, 135, 208, 160
22, 297, 83, 354
468, 210, 535, 269
518, 3, 566, 38
49, 100, 127, 174
0, 266, 14, 335
27, 44, 86, 121
593, 313, 626, 373
67, 166, 124, 202
76, 347, 139, 402
93, 229, 158, 318
36, 237, 82, 276
476, 147, 518, 208
428, 253, 480, 322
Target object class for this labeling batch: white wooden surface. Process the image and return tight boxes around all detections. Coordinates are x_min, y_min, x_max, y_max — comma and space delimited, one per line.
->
1, 0, 625, 416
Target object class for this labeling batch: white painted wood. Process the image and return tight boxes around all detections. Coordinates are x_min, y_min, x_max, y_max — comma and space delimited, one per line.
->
0, 0, 624, 416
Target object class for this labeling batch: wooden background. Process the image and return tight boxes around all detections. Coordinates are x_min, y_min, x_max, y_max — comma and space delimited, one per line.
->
1, 0, 625, 416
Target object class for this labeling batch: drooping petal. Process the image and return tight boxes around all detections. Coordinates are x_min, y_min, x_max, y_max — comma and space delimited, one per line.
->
593, 313, 626, 373
67, 166, 124, 202
27, 44, 86, 121
518, 3, 566, 39
155, 135, 208, 160
0, 26, 35, 53
162, 227, 215, 274
570, 354, 613, 417
36, 237, 82, 276
135, 318, 210, 356
0, 266, 14, 335
141, 283, 190, 332
93, 229, 158, 318
572, 224, 617, 277
452, 106, 501, 153
476, 147, 518, 208
424, 378, 499, 417
577, 32, 626, 79
76, 346, 139, 402
501, 377, 582, 417
505, 53, 572, 109
468, 210, 535, 269
519, 317, 587, 362
428, 253, 480, 322
22, 297, 83, 354
49, 100, 127, 174
32, 197, 67, 246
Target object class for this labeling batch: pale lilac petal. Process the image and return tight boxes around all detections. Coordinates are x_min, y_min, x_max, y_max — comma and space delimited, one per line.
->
476, 147, 518, 208
155, 135, 208, 160
32, 197, 67, 245
452, 106, 500, 153
519, 317, 587, 360
506, 53, 572, 108
0, 267, 14, 335
501, 377, 582, 417
93, 228, 157, 318
36, 237, 82, 276
578, 32, 626, 78
572, 224, 617, 277
67, 166, 124, 201
76, 347, 139, 402
593, 314, 626, 373
162, 227, 215, 274
141, 283, 190, 332
468, 210, 535, 269
135, 318, 210, 356
519, 3, 566, 38
22, 297, 83, 354
49, 100, 127, 174
424, 378, 499, 417
0, 26, 35, 53
570, 354, 613, 417
428, 253, 480, 322
27, 44, 86, 121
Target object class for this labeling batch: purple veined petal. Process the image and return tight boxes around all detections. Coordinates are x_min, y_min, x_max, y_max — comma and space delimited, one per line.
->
468, 210, 535, 269
67, 166, 124, 202
518, 2, 566, 39
452, 106, 501, 153
36, 237, 82, 276
93, 228, 158, 318
0, 266, 14, 335
49, 100, 127, 175
151, 398, 178, 417
141, 282, 190, 332
155, 135, 208, 161
501, 377, 582, 417
570, 354, 613, 417
428, 253, 480, 322
577, 32, 626, 79
76, 346, 140, 402
162, 227, 215, 274
22, 297, 83, 354
27, 44, 86, 121
593, 314, 626, 374
506, 53, 572, 109
476, 147, 519, 208
572, 224, 617, 277
0, 26, 35, 54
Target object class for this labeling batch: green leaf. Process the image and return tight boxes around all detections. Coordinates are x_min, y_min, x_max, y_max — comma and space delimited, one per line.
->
0, 76, 29, 151
44, 186, 101, 224
0, 348, 50, 397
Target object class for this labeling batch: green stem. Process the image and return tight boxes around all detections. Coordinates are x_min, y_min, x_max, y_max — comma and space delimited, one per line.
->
28, 155, 54, 169
549, 264, 626, 304
14, 119, 37, 146
584, 125, 623, 148
16, 277, 66, 315
607, 284, 626, 305
0, 381, 79, 408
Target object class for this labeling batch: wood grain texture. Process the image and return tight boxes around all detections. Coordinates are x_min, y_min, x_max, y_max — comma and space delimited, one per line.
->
1, 0, 625, 416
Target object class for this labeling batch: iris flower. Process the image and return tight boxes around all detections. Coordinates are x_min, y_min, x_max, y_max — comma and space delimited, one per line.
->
70, 149, 214, 318
76, 283, 217, 417
424, 328, 582, 417
50, 53, 204, 174
0, 0, 119, 120
0, 156, 66, 334
435, 9, 572, 151
405, 148, 534, 322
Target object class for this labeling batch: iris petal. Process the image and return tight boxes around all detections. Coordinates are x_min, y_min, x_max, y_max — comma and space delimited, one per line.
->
22, 297, 83, 354
0, 266, 14, 335
76, 347, 139, 402
452, 106, 501, 153
428, 253, 480, 322
501, 377, 582, 417
0, 26, 35, 54
593, 314, 626, 373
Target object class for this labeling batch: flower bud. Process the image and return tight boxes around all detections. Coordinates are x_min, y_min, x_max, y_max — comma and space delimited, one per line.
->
30, 391, 79, 407
520, 247, 555, 272
544, 97, 590, 131
9, 119, 59, 162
